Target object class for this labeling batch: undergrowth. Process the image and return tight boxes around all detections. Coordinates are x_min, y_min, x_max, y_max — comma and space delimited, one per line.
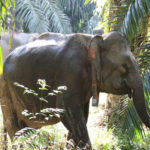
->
0, 110, 150, 150
0, 78, 149, 149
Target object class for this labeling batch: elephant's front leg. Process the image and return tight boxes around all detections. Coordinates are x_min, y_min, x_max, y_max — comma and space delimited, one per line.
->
60, 93, 91, 149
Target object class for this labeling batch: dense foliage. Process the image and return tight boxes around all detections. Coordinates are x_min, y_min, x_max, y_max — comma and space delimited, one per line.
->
99, 0, 150, 143
0, 0, 13, 74
0, 0, 150, 149
15, 0, 100, 33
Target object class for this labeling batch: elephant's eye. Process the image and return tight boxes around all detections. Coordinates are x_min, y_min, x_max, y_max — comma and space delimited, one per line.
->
120, 64, 128, 75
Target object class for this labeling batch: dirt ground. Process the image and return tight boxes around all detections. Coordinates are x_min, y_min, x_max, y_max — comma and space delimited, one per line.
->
88, 93, 108, 127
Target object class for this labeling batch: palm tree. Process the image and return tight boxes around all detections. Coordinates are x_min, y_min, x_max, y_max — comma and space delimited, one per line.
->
59, 0, 99, 33
15, 0, 72, 33
0, 0, 13, 74
100, 0, 150, 142
15, 0, 99, 33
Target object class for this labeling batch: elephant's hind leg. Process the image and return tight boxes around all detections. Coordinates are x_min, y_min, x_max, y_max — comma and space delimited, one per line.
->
0, 77, 20, 140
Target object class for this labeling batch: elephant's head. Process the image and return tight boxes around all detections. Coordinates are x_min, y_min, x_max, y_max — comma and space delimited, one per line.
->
92, 31, 150, 128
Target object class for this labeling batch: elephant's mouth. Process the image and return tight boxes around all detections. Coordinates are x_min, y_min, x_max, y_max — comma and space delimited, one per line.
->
112, 84, 133, 98
100, 78, 134, 97
127, 88, 133, 98
111, 88, 132, 96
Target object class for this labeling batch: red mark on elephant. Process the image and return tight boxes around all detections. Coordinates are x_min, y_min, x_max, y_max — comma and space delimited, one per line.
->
92, 83, 97, 87
89, 47, 95, 59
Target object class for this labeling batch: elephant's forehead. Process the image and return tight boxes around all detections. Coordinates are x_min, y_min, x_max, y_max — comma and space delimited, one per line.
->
103, 33, 128, 48
107, 48, 134, 65
103, 31, 124, 39
106, 41, 130, 56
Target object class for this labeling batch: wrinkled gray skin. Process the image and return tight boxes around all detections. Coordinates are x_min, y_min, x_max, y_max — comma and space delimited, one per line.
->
1, 31, 150, 149
0, 32, 39, 60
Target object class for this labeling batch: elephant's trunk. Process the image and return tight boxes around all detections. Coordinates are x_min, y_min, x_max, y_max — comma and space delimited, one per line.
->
132, 80, 150, 128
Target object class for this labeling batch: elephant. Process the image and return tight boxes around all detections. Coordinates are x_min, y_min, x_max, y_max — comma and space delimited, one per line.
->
0, 31, 39, 61
1, 31, 150, 149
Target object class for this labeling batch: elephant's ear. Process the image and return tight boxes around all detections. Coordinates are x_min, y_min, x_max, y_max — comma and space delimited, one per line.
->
89, 35, 103, 106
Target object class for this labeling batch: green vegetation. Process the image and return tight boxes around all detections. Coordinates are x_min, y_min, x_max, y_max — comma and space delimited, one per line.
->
15, 0, 100, 33
0, 79, 149, 149
0, 0, 150, 149
0, 109, 150, 150
12, 125, 67, 150
100, 0, 150, 71
0, 0, 10, 74
98, 0, 150, 145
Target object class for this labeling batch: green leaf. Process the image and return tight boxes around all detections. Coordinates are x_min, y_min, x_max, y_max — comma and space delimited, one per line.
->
110, 97, 145, 141
48, 92, 56, 96
53, 90, 62, 94
84, 0, 90, 5
137, 0, 144, 20
16, 0, 72, 33
131, 4, 138, 26
146, 0, 150, 10
57, 86, 67, 91
39, 97, 48, 103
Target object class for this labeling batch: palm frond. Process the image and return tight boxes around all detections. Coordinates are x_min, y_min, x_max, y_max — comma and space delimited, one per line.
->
15, 0, 98, 33
59, 0, 97, 33
40, 0, 72, 33
120, 0, 150, 40
102, 0, 150, 144
104, 0, 150, 40
81, 14, 100, 33
13, 128, 49, 149
15, 0, 72, 33
16, 0, 49, 33
145, 91, 150, 114
110, 96, 145, 141
144, 67, 150, 96
133, 35, 150, 72
143, 69, 150, 120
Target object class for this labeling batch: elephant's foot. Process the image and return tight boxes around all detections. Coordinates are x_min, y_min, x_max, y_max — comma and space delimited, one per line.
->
66, 135, 91, 149
61, 108, 92, 149
66, 139, 91, 150
77, 140, 92, 150
4, 117, 20, 140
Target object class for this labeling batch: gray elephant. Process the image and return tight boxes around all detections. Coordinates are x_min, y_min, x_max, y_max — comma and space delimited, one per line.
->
0, 32, 39, 61
1, 31, 150, 149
